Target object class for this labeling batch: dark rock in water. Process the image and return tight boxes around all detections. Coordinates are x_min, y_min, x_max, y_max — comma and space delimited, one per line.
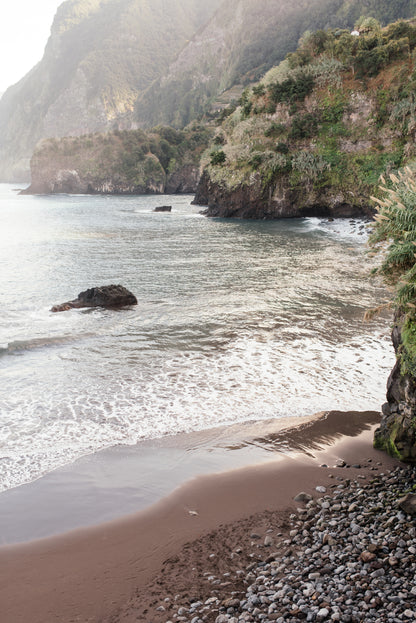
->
51, 285, 137, 312
153, 205, 172, 212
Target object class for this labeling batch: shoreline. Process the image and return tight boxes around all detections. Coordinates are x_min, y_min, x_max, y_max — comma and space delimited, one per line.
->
0, 410, 380, 544
0, 410, 400, 623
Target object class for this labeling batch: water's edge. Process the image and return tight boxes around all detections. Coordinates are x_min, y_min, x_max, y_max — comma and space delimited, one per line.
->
0, 410, 380, 545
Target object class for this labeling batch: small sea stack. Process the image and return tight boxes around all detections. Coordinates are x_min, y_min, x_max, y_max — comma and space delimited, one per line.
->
51, 284, 137, 312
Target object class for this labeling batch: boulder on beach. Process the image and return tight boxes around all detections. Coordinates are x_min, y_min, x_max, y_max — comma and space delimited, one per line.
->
51, 285, 137, 312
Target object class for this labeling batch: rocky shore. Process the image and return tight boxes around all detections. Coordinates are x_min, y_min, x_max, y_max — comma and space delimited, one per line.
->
116, 461, 416, 623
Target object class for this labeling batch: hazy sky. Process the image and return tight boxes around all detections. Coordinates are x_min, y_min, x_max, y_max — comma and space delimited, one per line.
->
0, 1, 63, 93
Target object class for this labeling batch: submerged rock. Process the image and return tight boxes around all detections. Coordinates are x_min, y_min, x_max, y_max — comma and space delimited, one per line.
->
51, 285, 137, 312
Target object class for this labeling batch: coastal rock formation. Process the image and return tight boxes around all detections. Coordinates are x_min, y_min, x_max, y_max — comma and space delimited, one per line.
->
51, 285, 137, 312
153, 206, 172, 212
374, 316, 416, 462
193, 19, 416, 220
21, 126, 210, 195
194, 171, 373, 219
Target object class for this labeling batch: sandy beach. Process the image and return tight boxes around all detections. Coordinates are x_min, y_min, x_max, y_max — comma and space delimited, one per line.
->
0, 410, 402, 623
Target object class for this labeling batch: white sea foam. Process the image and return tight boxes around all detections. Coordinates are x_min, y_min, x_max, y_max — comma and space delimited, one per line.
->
305, 217, 371, 243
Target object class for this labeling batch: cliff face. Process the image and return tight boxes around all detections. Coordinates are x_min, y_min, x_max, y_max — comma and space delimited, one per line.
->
23, 125, 212, 195
195, 170, 375, 219
0, 0, 221, 181
1, 0, 415, 181
136, 0, 416, 128
194, 19, 416, 219
375, 317, 416, 462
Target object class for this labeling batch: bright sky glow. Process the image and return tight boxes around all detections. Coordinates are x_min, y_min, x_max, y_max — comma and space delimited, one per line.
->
0, 1, 63, 93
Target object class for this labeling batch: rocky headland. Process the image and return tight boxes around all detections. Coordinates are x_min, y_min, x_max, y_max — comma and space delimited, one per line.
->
193, 170, 374, 220
21, 125, 211, 195
193, 19, 416, 219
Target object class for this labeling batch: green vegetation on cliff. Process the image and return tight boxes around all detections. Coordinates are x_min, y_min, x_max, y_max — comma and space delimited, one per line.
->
197, 15, 416, 217
28, 124, 212, 194
369, 168, 416, 374
1, 0, 415, 181
136, 0, 416, 129
369, 168, 416, 461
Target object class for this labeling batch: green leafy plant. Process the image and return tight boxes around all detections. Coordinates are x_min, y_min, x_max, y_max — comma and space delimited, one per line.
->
267, 73, 314, 106
369, 168, 416, 372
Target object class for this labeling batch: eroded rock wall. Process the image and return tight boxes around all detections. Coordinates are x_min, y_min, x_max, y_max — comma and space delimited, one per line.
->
375, 317, 416, 462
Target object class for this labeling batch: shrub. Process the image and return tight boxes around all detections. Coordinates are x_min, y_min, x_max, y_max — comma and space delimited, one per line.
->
249, 153, 263, 169
391, 96, 416, 135
239, 88, 253, 119
369, 169, 416, 306
291, 151, 329, 179
213, 133, 226, 145
252, 84, 266, 97
267, 73, 314, 106
289, 113, 318, 140
210, 150, 226, 166
264, 122, 286, 138
275, 142, 289, 154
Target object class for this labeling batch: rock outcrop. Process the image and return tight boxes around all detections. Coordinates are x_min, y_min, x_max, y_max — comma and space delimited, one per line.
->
21, 126, 210, 196
193, 19, 416, 220
51, 285, 137, 312
194, 171, 374, 219
374, 316, 416, 462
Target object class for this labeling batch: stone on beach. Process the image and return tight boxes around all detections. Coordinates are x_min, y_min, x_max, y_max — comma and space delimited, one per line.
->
397, 493, 416, 515
151, 463, 416, 623
294, 492, 313, 503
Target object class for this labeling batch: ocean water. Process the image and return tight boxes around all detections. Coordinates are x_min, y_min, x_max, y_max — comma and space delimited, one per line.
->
0, 185, 394, 492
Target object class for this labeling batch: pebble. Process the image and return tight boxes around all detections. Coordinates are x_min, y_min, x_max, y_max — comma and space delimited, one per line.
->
158, 463, 416, 623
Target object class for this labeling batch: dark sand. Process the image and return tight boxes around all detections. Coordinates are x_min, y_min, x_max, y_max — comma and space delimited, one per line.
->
0, 411, 400, 623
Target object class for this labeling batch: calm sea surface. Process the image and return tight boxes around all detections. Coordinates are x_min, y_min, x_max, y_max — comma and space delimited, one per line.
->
0, 185, 394, 492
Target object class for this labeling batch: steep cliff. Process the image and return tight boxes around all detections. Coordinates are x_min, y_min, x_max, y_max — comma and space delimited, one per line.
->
0, 0, 221, 181
1, 0, 415, 181
374, 316, 416, 461
23, 125, 212, 195
136, 0, 416, 129
194, 18, 416, 218
368, 167, 416, 462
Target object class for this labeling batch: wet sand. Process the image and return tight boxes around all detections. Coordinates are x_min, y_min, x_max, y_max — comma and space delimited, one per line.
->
0, 411, 400, 623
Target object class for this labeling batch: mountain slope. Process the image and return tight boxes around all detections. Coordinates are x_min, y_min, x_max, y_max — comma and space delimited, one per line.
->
135, 0, 416, 128
0, 0, 222, 181
1, 0, 415, 181
193, 17, 416, 218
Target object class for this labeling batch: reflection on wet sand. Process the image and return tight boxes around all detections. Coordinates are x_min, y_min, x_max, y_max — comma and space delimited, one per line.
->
233, 410, 381, 457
